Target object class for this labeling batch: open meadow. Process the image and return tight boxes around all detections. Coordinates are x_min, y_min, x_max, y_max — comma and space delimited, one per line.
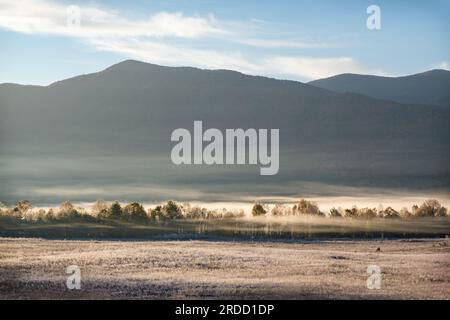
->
1, 200, 449, 299
0, 237, 449, 299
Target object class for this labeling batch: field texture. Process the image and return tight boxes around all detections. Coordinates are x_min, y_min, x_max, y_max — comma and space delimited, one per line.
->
0, 238, 449, 299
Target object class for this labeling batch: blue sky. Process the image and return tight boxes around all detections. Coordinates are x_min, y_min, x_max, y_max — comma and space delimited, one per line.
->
0, 0, 449, 85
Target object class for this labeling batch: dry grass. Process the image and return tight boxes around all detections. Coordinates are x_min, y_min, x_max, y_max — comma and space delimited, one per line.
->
0, 238, 449, 299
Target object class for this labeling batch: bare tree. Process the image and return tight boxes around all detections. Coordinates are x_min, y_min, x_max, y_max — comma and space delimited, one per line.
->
328, 207, 342, 218
379, 207, 400, 218
58, 201, 78, 218
91, 199, 109, 217
399, 207, 412, 218
415, 199, 443, 217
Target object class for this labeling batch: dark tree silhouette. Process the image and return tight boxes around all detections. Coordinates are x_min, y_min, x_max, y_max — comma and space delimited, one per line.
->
252, 203, 267, 216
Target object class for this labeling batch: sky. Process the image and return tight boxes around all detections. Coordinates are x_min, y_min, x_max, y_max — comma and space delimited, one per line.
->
0, 0, 449, 85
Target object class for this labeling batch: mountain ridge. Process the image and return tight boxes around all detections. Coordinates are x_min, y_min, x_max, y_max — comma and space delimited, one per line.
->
3, 59, 448, 108
309, 69, 450, 107
0, 59, 448, 203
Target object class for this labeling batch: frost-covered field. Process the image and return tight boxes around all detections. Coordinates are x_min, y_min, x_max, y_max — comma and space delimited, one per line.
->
0, 238, 449, 299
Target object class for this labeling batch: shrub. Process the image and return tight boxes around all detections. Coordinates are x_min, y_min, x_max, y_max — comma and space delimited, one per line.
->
342, 206, 358, 218
252, 203, 267, 216
223, 209, 245, 219
271, 204, 291, 216
206, 209, 222, 219
293, 199, 324, 216
205, 209, 216, 219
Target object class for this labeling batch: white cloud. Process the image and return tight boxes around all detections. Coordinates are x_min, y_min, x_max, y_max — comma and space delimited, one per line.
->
0, 0, 385, 81
91, 38, 379, 81
90, 38, 261, 74
262, 56, 387, 80
236, 38, 330, 49
438, 61, 449, 70
0, 0, 223, 38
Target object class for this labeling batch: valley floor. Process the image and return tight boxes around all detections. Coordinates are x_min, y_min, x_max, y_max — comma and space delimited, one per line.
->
0, 238, 449, 299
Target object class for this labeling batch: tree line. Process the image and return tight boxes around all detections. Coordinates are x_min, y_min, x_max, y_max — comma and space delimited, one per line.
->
0, 198, 448, 223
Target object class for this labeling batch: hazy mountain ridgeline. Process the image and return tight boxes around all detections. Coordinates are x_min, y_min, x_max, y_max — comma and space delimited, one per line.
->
0, 60, 449, 204
308, 69, 450, 107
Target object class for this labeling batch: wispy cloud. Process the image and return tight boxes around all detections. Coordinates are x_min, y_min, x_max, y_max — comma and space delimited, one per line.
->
0, 0, 224, 38
0, 0, 383, 81
438, 61, 449, 70
91, 37, 383, 80
262, 56, 387, 79
89, 38, 262, 73
235, 38, 330, 49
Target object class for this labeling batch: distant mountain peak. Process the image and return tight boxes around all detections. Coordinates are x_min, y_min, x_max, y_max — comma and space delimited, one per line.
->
104, 59, 164, 71
411, 69, 449, 77
309, 69, 450, 107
